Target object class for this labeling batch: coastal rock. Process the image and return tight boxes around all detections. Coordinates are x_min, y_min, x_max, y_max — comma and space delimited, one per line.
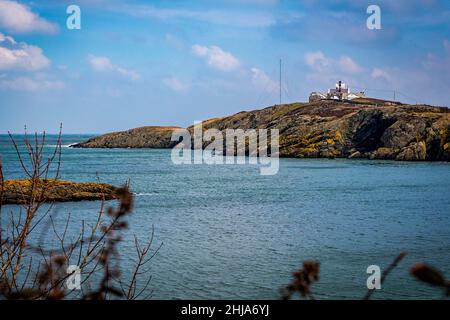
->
71, 126, 184, 149
0, 179, 118, 205
347, 109, 396, 152
396, 141, 427, 161
372, 147, 398, 160
348, 151, 362, 159
381, 118, 427, 149
71, 101, 450, 161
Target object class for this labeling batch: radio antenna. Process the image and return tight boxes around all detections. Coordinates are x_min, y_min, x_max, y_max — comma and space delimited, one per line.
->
279, 58, 282, 105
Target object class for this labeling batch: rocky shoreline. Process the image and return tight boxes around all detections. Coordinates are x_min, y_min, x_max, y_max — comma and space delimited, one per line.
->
0, 179, 118, 205
71, 100, 450, 161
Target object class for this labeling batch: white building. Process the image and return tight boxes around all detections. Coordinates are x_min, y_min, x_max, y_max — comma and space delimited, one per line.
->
327, 81, 350, 100
309, 81, 365, 102
309, 92, 327, 102
348, 92, 366, 100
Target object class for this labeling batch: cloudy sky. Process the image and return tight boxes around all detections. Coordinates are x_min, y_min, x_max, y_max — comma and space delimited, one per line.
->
1, 0, 449, 133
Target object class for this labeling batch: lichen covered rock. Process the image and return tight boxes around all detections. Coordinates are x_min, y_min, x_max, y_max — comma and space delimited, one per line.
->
0, 179, 118, 205
72, 101, 450, 161
71, 126, 183, 149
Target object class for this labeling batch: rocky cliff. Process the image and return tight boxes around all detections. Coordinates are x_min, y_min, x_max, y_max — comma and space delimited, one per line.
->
72, 101, 450, 161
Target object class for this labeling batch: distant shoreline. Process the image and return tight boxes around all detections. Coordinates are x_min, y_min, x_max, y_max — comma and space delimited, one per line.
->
70, 100, 450, 162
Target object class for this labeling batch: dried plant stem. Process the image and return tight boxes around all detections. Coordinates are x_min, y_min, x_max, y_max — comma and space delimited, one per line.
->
363, 252, 407, 300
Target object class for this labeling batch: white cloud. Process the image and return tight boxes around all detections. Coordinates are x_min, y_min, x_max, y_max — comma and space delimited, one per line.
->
0, 76, 64, 91
304, 51, 330, 70
192, 45, 240, 71
0, 0, 58, 34
0, 33, 50, 71
371, 67, 391, 80
87, 55, 141, 81
305, 51, 362, 74
87, 55, 114, 72
120, 4, 275, 28
250, 67, 277, 92
0, 32, 15, 44
116, 67, 140, 81
339, 56, 362, 74
163, 76, 190, 93
303, 51, 367, 93
302, 46, 450, 105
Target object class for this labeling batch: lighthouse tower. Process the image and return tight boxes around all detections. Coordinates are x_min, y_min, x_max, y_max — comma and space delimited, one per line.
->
327, 81, 349, 100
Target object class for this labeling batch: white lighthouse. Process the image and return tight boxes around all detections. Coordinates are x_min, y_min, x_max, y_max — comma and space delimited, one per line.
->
327, 81, 349, 100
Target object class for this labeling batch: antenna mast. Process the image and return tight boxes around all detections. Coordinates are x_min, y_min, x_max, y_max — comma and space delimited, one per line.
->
279, 58, 282, 105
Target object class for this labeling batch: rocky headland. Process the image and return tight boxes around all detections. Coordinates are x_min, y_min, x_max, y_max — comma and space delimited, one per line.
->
71, 100, 450, 161
72, 126, 184, 149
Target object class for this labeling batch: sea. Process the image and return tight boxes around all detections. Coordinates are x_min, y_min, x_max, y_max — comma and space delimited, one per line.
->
1, 134, 449, 299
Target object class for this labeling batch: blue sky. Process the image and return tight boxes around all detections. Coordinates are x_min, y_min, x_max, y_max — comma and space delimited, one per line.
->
1, 0, 449, 133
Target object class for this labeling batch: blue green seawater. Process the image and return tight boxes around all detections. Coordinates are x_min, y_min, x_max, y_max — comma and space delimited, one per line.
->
1, 134, 449, 299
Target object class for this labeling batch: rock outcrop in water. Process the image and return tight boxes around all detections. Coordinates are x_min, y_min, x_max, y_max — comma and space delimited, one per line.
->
0, 179, 118, 205
72, 100, 450, 161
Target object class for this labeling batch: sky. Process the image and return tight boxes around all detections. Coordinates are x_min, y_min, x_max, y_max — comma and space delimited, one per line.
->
0, 0, 449, 133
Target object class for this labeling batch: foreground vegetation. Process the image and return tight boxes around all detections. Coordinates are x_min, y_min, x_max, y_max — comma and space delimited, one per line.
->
0, 128, 160, 299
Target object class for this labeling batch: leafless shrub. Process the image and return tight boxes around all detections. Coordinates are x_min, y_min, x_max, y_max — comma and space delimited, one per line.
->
363, 251, 407, 300
0, 126, 160, 300
410, 263, 450, 299
280, 261, 320, 300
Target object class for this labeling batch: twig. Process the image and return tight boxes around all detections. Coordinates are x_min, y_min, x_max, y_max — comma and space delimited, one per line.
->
363, 252, 407, 300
